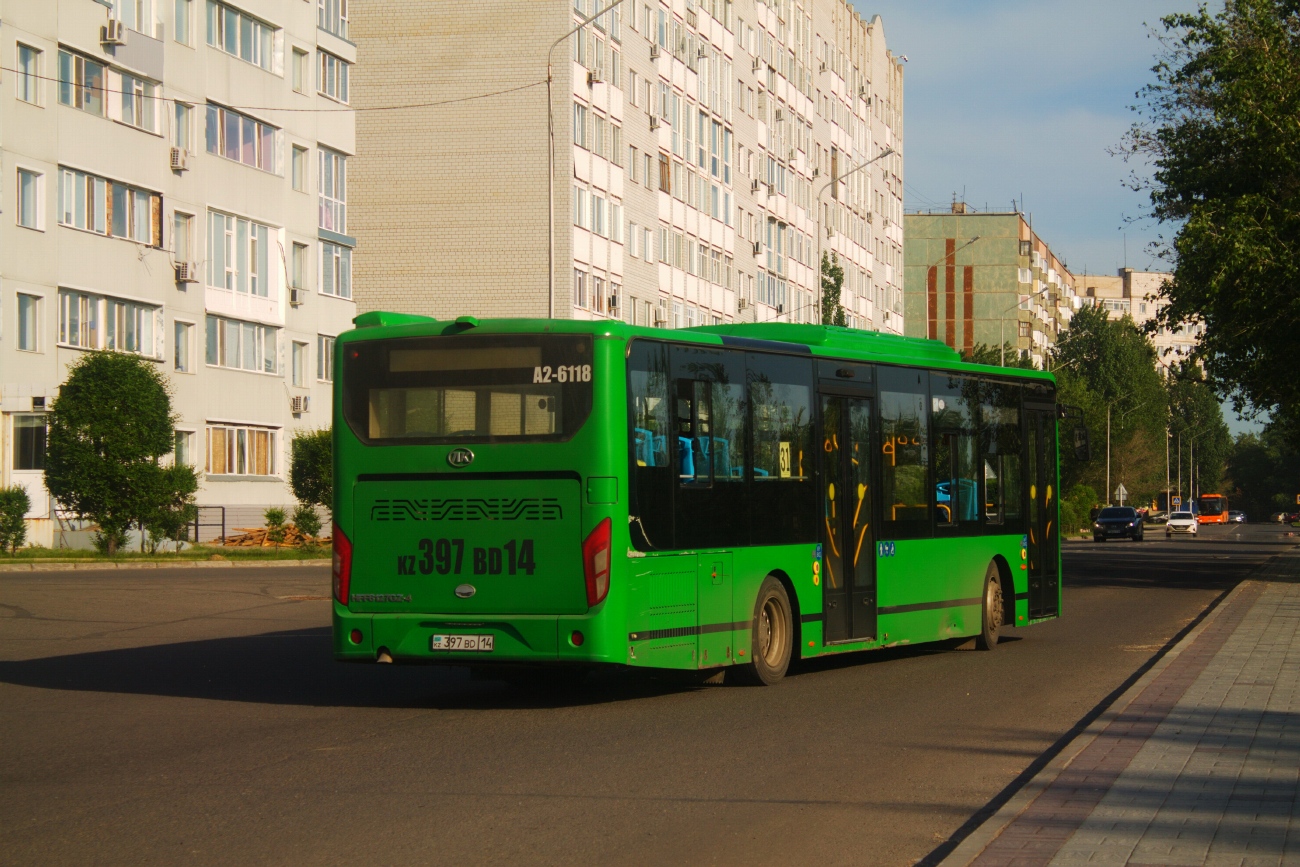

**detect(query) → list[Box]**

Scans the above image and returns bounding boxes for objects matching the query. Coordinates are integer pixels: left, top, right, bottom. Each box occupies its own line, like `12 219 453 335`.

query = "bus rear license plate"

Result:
431 634 494 652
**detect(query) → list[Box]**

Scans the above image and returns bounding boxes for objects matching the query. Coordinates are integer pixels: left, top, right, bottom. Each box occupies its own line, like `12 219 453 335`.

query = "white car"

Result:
1166 511 1199 537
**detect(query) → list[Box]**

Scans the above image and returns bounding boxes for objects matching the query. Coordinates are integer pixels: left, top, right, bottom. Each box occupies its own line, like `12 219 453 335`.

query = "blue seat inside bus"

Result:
936 478 980 521
634 428 668 467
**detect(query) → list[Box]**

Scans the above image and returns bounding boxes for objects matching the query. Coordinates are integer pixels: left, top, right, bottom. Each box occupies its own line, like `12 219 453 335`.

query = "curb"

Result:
0 558 331 572
937 577 1255 867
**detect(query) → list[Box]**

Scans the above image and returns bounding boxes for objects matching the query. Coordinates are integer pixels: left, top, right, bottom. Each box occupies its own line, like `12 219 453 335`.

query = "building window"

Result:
105 297 161 356
174 320 194 372
113 0 156 35
318 148 347 232
1018 321 1031 338
57 289 160 358
572 269 587 308
205 315 278 373
174 430 194 466
291 341 308 387
207 210 273 296
206 0 278 72
318 51 350 103
317 0 349 40
317 334 335 382
292 145 308 191
17 44 42 105
57 50 106 117
320 241 351 298
292 48 309 93
175 0 193 44
17 294 41 352
291 242 308 290
204 103 281 174
573 185 587 229
17 169 42 230
58 169 161 244
206 423 278 475
173 212 193 263
119 72 160 133
174 102 193 152
13 415 47 471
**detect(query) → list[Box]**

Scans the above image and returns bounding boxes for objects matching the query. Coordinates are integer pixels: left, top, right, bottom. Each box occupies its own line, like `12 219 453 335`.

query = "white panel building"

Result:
351 0 905 334
1 0 356 543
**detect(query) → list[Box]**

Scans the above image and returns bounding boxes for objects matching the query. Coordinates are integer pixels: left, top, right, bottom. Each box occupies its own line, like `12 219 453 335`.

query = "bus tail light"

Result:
582 518 612 608
333 523 353 606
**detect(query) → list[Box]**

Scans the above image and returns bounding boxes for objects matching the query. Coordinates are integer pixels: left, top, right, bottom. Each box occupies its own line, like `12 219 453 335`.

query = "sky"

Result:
852 0 1196 276
852 0 1265 434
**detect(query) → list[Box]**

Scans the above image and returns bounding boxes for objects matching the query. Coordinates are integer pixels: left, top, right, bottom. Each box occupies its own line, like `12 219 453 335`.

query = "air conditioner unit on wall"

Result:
752 57 762 71
738 298 749 310
654 308 668 324
291 395 311 414
174 262 199 283
752 241 761 255
169 147 189 171
751 179 760 193
649 115 660 130
290 287 305 306
587 68 604 86
102 20 127 46
650 44 661 60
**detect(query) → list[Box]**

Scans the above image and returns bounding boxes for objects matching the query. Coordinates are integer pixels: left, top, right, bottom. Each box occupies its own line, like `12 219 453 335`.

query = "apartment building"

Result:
352 0 906 334
1077 268 1199 366
903 207 1077 367
1 0 356 542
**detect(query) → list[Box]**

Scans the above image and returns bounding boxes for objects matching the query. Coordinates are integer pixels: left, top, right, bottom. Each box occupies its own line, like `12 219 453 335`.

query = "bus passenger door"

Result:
1025 407 1060 618
821 394 877 643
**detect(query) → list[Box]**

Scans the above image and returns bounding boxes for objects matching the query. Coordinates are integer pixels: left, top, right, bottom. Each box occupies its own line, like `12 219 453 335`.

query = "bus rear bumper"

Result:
333 605 617 664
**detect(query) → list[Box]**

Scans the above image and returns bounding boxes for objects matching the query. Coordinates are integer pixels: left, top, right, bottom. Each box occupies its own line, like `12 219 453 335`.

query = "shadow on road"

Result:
0 627 718 710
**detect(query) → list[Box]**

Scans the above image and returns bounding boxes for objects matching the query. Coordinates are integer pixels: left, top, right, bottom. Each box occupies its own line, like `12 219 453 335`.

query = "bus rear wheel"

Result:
976 564 1004 651
735 577 793 685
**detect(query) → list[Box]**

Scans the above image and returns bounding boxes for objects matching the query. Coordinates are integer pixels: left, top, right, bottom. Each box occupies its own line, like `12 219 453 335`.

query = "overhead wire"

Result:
0 64 546 114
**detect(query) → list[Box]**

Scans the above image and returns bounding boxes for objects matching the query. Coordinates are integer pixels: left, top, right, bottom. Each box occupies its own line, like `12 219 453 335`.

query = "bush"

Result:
292 502 322 540
0 486 31 554
92 527 130 555
290 429 332 508
264 507 287 545
1061 484 1099 535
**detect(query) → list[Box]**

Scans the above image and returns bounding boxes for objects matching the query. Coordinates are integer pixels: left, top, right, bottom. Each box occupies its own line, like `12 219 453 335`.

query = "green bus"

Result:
331 315 1063 684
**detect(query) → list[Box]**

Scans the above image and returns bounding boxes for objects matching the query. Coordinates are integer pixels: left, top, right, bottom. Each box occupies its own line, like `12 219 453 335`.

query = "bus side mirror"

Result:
1073 424 1091 462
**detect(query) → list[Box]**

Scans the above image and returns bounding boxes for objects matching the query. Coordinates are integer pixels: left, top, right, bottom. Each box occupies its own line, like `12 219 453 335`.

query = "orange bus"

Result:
1197 494 1229 524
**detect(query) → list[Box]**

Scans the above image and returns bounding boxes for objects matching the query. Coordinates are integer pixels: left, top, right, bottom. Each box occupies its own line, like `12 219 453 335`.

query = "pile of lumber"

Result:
217 527 328 547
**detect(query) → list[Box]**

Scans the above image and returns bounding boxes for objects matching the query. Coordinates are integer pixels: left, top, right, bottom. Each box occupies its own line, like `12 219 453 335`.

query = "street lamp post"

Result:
1108 399 1147 505
1000 283 1055 366
546 0 634 319
814 147 894 323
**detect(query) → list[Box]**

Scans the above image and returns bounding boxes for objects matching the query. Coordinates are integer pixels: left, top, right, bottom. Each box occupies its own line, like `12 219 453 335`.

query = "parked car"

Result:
1272 512 1288 523
1228 511 1247 523
1286 512 1300 524
1167 511 1199 538
1093 506 1145 542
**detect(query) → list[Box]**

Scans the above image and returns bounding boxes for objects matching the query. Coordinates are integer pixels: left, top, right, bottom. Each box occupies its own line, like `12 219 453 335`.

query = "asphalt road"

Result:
0 522 1295 866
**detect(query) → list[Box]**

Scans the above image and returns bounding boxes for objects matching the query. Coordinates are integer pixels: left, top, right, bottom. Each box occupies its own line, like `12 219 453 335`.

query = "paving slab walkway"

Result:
942 548 1300 867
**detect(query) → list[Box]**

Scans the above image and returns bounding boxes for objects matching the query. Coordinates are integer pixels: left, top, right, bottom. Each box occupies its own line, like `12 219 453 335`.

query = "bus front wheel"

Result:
976 564 1004 651
735 577 793 685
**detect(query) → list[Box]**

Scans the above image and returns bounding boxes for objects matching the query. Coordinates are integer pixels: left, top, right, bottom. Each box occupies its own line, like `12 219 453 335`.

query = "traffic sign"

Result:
1173 496 1182 506
1114 483 1128 504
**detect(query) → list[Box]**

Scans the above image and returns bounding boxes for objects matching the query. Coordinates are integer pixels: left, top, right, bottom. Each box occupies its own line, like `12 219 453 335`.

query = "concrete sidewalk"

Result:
943 548 1300 867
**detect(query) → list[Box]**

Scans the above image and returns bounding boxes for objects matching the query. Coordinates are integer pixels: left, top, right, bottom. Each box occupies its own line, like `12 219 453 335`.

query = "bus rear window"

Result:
342 334 594 444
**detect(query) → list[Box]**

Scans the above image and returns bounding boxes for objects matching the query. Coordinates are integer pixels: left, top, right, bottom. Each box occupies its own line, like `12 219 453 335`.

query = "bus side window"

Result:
931 373 979 530
981 381 1024 531
879 366 932 539
676 379 712 485
628 340 674 550
747 352 816 545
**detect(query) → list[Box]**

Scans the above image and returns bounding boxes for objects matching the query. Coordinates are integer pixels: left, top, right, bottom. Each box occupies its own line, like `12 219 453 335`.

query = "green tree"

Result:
1050 306 1169 503
819 252 846 326
1121 0 1300 433
0 486 31 554
961 343 1035 369
1167 361 1232 498
292 502 323 541
44 351 198 555
1225 420 1300 518
290 428 332 508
